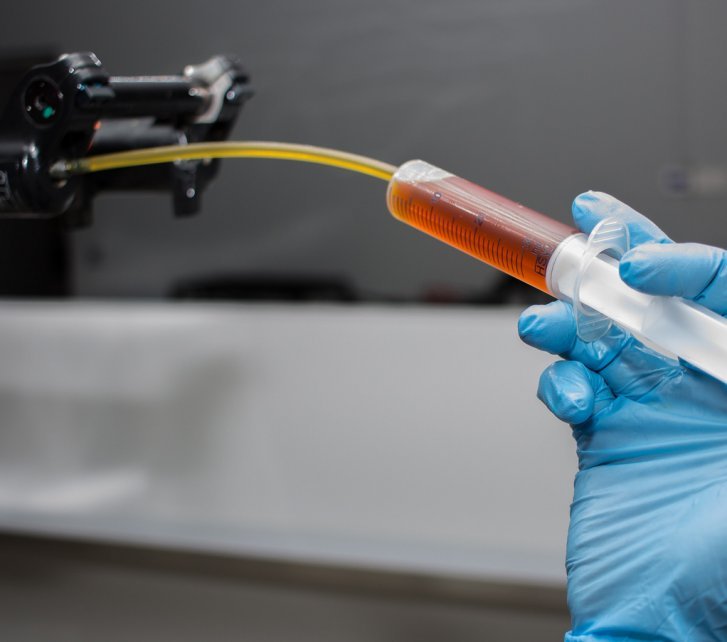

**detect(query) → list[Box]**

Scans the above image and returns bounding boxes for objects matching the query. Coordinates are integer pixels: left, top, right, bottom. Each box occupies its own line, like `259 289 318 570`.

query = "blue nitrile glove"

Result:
518 191 727 642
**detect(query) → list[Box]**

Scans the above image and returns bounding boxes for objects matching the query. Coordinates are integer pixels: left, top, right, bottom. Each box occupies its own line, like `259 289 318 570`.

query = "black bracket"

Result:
0 52 253 226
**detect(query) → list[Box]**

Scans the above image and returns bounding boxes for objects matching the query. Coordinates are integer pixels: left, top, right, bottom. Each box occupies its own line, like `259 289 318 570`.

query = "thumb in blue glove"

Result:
518 191 727 642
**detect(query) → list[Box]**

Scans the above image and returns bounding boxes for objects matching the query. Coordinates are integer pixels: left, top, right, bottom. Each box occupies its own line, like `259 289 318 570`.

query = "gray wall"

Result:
1 0 726 298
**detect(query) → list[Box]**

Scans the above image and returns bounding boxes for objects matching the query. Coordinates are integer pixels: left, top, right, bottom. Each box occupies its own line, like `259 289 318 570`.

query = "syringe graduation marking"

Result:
442 181 524 277
387 165 576 294
400 179 527 279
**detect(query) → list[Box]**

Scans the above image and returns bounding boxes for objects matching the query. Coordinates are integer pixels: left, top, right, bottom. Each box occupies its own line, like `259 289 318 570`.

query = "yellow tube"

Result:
54 141 397 182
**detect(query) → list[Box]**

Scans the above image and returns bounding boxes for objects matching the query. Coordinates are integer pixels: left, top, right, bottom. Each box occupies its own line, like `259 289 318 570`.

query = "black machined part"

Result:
102 78 207 119
0 52 253 225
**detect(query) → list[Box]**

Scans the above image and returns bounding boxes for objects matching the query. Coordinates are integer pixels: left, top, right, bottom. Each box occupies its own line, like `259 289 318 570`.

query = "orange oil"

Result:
387 171 576 294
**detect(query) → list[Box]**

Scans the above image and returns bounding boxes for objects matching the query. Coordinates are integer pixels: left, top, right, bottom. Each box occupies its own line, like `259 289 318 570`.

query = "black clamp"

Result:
0 52 253 225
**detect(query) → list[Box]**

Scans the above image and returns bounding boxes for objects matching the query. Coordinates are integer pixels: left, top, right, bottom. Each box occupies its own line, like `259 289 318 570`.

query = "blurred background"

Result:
0 1 724 640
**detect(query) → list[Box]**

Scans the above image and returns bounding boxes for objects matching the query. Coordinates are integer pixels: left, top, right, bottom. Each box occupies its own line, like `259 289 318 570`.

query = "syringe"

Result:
55 142 727 384
387 160 727 384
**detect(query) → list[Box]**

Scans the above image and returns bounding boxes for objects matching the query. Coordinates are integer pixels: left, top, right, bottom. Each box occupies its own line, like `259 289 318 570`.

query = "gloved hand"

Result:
518 191 727 642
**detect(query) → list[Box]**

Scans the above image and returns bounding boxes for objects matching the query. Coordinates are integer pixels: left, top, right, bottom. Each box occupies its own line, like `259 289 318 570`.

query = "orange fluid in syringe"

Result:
386 160 577 294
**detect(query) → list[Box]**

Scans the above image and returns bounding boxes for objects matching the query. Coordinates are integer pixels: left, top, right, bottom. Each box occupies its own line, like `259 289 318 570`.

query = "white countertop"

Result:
0 302 575 585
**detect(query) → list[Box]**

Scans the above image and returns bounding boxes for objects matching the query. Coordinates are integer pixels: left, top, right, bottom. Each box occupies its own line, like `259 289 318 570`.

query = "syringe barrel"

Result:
387 160 727 384
386 160 576 293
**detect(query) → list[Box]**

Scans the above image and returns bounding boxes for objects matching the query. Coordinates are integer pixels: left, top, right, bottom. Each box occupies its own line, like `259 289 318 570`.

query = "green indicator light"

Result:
42 106 55 120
